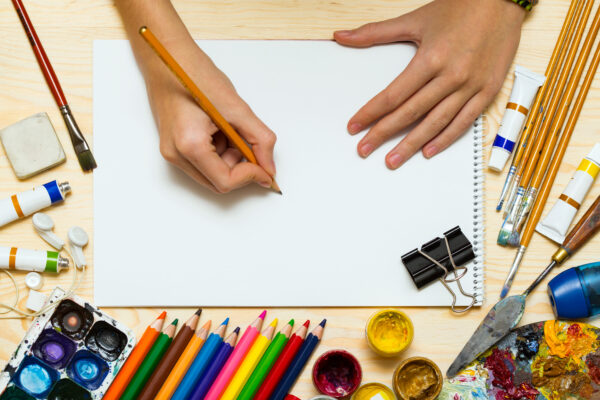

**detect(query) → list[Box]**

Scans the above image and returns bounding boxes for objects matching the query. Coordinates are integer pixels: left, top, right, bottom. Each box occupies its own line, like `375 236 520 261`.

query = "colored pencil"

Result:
138 26 281 194
253 320 309 400
171 318 228 400
121 318 178 400
103 311 166 400
11 0 96 171
238 319 294 400
138 308 202 400
270 319 326 400
496 0 579 211
204 310 266 399
503 6 600 297
189 327 240 400
221 318 278 400
497 0 593 246
155 320 211 400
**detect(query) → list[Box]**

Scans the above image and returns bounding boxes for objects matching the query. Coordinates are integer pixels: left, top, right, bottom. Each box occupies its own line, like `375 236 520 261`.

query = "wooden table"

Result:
1 0 599 397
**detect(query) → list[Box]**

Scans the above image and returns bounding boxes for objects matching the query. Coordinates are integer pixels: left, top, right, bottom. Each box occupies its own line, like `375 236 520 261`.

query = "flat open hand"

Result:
334 0 526 169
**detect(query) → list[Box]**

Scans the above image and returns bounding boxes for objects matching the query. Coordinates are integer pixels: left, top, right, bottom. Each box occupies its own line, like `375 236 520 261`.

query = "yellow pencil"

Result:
154 320 211 400
220 319 278 400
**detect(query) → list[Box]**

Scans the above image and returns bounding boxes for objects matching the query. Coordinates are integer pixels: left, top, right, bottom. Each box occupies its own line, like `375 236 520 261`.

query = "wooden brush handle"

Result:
562 195 600 254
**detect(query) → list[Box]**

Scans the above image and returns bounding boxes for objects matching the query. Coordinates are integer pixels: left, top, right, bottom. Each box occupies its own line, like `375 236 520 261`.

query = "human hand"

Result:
334 0 526 169
145 42 277 194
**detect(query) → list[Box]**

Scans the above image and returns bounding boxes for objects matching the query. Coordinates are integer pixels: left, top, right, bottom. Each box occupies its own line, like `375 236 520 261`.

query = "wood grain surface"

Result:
1 0 600 398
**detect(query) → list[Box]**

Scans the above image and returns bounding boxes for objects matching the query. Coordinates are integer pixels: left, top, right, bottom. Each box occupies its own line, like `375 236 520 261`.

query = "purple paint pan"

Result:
32 329 76 369
312 350 362 398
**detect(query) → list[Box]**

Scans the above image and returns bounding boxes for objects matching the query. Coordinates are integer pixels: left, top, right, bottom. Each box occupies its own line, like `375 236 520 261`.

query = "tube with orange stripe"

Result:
488 65 545 172
0 246 69 273
536 143 600 243
0 180 70 228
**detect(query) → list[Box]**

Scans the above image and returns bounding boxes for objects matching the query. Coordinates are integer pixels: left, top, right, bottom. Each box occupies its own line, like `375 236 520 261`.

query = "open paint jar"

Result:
392 357 442 400
313 350 362 398
366 309 413 357
352 382 396 400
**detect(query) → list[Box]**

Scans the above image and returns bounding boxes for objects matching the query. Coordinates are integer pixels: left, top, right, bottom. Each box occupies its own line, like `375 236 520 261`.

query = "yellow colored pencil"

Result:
154 320 212 400
220 319 278 400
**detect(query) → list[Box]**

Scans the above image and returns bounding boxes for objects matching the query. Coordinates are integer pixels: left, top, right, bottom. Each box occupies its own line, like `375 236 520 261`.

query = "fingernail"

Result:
259 181 271 188
424 145 438 158
387 153 404 169
349 122 362 134
359 143 374 157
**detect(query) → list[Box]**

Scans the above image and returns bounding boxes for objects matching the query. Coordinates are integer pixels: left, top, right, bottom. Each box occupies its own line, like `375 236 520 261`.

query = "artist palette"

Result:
442 321 600 400
0 288 135 399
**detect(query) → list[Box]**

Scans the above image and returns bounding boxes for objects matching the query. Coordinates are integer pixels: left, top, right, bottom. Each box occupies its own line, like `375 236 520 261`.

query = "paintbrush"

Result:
448 194 600 378
11 0 97 171
497 0 592 247
501 5 600 297
496 0 579 212
138 26 282 194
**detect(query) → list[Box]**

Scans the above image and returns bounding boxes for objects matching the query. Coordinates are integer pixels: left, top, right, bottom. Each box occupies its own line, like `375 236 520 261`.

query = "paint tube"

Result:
488 66 545 172
536 143 600 243
0 246 69 272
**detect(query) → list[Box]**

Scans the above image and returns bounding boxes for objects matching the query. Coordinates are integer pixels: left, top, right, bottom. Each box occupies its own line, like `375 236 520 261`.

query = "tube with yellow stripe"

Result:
488 65 545 172
537 143 600 243
0 246 69 273
0 180 70 228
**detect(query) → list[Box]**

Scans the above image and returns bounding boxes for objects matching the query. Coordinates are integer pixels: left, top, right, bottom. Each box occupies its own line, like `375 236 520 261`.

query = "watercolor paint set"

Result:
0 287 135 399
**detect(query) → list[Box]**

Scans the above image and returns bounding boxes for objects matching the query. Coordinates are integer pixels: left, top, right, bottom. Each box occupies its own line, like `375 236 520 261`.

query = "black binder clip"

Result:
401 226 477 313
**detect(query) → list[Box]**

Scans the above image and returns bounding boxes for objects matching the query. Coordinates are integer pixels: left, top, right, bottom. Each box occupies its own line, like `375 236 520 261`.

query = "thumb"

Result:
235 111 278 177
229 162 274 191
334 13 418 48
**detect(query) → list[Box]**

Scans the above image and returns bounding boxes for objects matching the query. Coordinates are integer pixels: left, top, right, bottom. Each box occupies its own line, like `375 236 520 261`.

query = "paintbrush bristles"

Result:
76 149 97 172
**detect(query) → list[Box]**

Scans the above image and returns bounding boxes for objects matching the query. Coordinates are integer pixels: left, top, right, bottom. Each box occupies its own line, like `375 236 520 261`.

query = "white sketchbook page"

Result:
93 40 481 307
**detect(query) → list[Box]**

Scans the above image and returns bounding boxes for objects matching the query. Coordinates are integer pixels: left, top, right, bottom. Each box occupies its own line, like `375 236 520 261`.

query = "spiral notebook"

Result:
93 40 484 307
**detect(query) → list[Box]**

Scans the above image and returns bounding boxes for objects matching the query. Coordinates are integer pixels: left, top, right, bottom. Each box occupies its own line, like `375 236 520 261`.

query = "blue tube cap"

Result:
548 267 590 319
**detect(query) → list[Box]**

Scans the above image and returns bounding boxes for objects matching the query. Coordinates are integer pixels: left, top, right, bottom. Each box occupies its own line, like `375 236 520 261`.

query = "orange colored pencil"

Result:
138 26 281 194
103 311 166 400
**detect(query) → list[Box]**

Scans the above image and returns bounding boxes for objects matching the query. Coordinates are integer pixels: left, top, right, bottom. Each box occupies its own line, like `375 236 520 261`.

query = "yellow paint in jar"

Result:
352 383 396 400
366 309 414 357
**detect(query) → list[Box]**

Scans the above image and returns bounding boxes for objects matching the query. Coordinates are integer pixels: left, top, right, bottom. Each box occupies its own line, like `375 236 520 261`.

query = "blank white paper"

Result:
93 40 483 307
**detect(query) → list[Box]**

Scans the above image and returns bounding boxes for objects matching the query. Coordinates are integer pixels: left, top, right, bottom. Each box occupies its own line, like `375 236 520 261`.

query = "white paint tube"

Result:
488 66 545 172
536 143 600 243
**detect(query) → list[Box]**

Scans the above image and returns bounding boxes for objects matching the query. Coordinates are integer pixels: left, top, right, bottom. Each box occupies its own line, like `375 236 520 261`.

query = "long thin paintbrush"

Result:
11 0 97 171
496 0 578 212
501 6 600 297
497 0 592 246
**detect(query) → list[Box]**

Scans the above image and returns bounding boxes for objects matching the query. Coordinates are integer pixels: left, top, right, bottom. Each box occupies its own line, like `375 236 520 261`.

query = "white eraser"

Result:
0 113 66 179
488 148 510 172
25 272 43 291
26 289 48 312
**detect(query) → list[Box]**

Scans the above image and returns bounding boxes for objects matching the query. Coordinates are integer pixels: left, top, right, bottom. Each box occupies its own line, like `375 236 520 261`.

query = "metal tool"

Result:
447 194 600 378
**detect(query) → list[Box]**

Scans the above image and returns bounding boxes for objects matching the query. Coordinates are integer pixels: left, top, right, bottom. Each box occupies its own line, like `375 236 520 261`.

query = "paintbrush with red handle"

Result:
12 0 96 171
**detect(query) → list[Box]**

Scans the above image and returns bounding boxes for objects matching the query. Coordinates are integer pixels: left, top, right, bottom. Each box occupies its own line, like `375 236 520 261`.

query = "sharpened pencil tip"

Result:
234 327 241 334
259 310 267 320
288 319 294 326
158 311 167 320
195 308 203 316
269 318 278 327
171 318 179 326
201 320 211 330
222 317 230 325
303 320 310 328
319 319 327 327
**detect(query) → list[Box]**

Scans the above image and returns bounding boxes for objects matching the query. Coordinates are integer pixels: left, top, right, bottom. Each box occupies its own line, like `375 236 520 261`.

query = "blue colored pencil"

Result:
171 318 229 400
270 319 326 400
189 327 240 400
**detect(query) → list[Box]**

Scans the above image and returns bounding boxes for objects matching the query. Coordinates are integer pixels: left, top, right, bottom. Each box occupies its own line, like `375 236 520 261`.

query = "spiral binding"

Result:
472 115 486 305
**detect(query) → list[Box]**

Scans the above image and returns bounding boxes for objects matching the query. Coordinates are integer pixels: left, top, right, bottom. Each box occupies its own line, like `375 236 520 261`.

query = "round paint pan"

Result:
313 350 362 398
393 357 442 400
366 309 413 357
352 382 395 400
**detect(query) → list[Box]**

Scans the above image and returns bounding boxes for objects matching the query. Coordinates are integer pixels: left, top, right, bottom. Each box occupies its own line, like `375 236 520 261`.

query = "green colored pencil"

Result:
121 318 178 400
238 319 294 400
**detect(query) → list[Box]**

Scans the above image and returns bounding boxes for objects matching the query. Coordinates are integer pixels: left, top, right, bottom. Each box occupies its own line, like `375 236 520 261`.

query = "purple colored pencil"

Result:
188 327 239 400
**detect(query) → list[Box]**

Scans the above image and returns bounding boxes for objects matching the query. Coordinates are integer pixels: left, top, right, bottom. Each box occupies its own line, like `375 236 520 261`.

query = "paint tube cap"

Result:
547 266 590 319
26 289 48 312
586 143 600 164
488 147 510 172
25 272 43 290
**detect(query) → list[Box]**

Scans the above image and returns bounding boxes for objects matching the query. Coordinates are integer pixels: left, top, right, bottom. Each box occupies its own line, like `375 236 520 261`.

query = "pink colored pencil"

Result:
204 311 266 400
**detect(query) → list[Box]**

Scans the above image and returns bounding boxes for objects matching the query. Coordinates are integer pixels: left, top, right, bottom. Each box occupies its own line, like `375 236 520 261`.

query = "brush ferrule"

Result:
497 166 516 211
514 188 537 233
503 245 526 293
552 247 570 264
60 105 90 153
504 176 522 216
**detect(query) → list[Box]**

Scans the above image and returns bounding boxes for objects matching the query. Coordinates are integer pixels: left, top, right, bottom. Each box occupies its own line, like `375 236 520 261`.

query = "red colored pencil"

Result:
253 320 309 400
11 0 96 171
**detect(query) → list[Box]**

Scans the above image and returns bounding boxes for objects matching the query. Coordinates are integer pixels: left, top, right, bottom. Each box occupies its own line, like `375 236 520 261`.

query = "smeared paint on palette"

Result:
0 287 135 399
441 321 600 400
